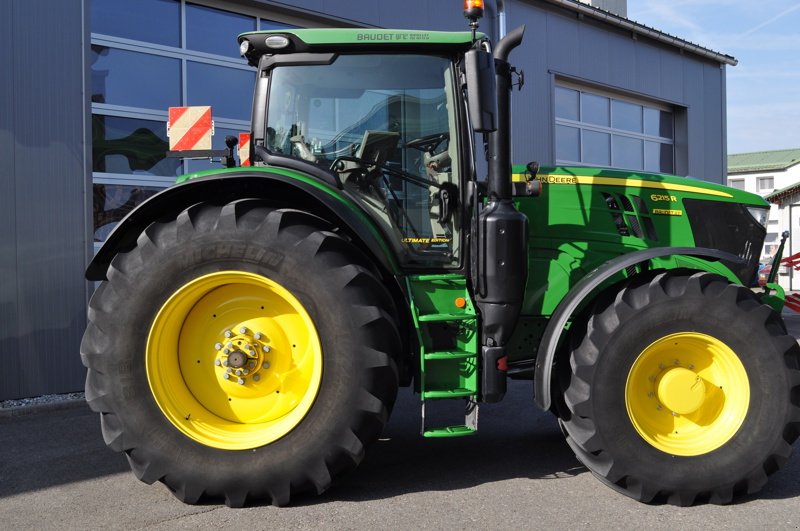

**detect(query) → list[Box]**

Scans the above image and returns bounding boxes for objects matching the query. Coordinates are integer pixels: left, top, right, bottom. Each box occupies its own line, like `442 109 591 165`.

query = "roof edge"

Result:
765 182 800 203
542 0 738 66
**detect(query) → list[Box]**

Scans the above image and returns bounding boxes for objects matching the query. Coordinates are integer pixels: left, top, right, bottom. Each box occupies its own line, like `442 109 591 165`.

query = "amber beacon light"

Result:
464 0 484 21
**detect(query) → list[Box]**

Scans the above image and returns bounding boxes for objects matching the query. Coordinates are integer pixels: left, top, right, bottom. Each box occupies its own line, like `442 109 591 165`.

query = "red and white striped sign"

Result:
238 132 252 166
167 106 213 151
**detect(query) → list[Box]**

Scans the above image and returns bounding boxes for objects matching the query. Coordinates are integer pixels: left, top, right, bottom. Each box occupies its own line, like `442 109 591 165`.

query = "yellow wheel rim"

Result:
146 271 322 450
625 332 749 456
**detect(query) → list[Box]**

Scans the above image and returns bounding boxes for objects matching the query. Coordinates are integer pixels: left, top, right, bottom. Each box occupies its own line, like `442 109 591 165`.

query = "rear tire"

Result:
560 269 800 506
81 201 400 507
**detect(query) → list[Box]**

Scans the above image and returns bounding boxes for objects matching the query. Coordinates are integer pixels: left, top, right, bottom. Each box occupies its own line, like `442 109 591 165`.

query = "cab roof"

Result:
238 28 484 66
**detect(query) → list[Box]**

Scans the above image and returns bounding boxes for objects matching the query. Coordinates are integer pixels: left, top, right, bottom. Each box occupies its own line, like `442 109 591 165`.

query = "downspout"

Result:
497 0 507 40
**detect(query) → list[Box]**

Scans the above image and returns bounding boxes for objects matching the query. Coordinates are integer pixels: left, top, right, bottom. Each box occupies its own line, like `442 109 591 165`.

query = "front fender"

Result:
87 168 399 281
533 246 745 411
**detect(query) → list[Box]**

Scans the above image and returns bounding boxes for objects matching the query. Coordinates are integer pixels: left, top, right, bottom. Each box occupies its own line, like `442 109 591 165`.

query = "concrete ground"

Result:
0 311 799 530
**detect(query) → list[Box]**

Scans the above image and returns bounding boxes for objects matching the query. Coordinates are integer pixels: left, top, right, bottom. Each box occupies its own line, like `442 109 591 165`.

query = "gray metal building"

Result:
0 0 736 400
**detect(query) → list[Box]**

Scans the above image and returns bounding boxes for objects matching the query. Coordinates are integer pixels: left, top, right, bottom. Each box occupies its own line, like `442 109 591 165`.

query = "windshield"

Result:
266 54 462 266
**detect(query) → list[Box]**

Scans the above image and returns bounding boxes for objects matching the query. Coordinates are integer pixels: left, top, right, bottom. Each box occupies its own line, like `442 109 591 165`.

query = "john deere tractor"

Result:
82 4 799 508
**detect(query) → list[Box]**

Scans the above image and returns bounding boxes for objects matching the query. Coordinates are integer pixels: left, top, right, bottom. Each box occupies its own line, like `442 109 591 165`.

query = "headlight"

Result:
746 206 769 228
239 40 250 56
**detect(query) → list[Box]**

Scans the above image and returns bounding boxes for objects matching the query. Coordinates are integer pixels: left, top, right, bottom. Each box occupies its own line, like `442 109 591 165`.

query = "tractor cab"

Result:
239 29 490 267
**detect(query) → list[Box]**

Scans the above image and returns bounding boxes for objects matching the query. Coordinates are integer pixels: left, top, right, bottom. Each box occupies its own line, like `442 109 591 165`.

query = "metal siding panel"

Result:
634 45 660 96
703 64 724 182
324 0 379 26
607 31 636 90
270 0 324 13
377 0 428 29
6 0 88 399
578 22 609 86
683 59 705 180
508 1 552 165
546 11 580 75
659 49 684 103
0 0 21 400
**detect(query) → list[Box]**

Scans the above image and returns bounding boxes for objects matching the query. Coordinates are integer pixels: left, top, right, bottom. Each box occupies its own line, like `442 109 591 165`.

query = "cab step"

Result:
406 274 480 438
423 425 476 438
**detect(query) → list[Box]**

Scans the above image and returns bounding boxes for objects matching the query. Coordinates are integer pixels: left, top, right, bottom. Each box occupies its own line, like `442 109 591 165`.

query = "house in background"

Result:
727 148 800 289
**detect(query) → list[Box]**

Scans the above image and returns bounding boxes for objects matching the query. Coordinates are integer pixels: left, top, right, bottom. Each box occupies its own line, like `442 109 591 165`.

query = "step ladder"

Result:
406 274 479 438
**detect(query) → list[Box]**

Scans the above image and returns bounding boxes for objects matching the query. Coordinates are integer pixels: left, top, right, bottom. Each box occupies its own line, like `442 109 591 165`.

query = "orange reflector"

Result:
455 297 467 309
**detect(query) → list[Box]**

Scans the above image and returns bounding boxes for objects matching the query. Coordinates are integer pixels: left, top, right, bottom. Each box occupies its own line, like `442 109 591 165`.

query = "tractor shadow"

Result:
302 380 589 505
301 378 800 506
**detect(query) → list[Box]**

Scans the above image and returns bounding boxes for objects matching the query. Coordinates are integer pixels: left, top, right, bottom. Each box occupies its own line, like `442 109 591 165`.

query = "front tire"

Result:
81 201 400 507
561 270 800 505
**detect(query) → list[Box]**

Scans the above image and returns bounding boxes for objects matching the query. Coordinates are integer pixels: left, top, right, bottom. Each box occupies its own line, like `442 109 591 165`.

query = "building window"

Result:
728 179 745 190
90 0 298 245
757 176 774 192
554 84 674 173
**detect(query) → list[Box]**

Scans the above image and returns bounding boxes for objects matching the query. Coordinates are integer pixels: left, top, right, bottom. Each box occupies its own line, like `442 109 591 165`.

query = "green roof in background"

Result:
728 148 800 174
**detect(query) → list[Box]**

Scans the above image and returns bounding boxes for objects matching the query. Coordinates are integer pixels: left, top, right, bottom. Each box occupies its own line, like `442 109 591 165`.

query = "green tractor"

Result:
81 5 799 508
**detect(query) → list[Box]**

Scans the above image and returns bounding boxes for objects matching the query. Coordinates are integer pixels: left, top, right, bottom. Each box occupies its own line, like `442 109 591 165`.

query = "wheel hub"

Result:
213 327 272 386
656 366 706 415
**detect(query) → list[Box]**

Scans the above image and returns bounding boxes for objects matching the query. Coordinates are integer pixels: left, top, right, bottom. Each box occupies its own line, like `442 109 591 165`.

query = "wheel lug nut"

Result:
214 343 223 350
226 368 232 374
223 360 229 367
226 342 233 349
224 330 233 338
237 378 245 385
239 327 248 334
215 359 221 366
249 362 255 369
263 362 270 369
223 373 230 380
223 348 230 355
263 345 270 352
235 369 242 376
255 332 263 340
243 369 249 375
253 374 261 382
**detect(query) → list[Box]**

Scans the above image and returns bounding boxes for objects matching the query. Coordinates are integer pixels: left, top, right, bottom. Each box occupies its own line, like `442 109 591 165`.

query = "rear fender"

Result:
87 170 400 281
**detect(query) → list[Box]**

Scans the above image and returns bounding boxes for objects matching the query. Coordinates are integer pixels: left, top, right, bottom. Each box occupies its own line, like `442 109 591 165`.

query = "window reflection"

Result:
91 0 179 46
581 93 609 127
556 125 580 162
91 0 298 244
555 87 579 121
555 84 674 173
613 135 643 170
583 130 610 165
93 183 162 242
91 45 180 109
92 115 180 177
186 3 256 58
187 62 255 121
644 108 674 139
612 100 642 133
645 141 674 173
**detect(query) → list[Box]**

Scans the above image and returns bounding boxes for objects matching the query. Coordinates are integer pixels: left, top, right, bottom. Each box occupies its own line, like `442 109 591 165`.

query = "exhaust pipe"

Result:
476 25 527 403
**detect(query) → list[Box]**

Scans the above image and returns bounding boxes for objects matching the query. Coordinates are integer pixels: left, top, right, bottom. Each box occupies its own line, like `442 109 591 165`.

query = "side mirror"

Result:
464 49 497 133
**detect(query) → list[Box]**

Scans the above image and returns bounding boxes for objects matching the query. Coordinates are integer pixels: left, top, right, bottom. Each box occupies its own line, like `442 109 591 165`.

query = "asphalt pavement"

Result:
1 312 799 530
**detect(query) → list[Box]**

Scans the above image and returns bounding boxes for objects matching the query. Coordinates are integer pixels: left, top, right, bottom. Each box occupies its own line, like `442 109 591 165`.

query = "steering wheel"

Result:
405 132 449 154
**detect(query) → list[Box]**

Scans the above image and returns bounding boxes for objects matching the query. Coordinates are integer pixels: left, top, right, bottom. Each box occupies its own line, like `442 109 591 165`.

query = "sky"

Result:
626 0 800 155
